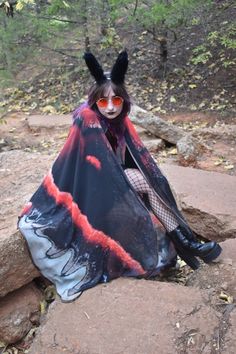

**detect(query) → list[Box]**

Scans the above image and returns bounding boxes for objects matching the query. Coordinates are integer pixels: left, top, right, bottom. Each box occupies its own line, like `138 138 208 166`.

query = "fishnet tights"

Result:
125 168 178 232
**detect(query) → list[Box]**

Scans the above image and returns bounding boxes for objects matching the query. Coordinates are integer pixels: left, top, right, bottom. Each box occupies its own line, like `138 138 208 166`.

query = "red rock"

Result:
161 164 236 241
186 239 236 303
27 114 71 131
0 151 52 297
224 308 236 354
29 279 220 354
0 283 43 344
0 230 40 298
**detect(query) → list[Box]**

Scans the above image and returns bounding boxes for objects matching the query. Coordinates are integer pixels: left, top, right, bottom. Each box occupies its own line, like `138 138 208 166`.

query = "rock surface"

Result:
0 151 52 296
224 308 236 354
0 230 39 298
29 278 225 354
0 283 42 344
27 114 71 131
161 164 236 241
187 238 236 300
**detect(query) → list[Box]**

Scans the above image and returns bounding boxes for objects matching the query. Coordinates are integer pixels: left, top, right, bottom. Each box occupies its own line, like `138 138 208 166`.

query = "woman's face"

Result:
96 86 124 119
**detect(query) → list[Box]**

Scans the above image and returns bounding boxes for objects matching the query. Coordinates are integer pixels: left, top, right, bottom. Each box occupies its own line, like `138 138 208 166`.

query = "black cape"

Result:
19 107 192 302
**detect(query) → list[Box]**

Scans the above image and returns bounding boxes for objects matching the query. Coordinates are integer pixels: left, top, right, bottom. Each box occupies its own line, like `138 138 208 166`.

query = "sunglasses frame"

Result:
96 96 124 108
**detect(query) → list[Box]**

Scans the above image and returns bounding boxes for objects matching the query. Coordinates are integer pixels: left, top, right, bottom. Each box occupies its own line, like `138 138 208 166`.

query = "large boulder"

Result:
29 278 225 354
161 164 236 241
0 151 52 296
0 230 39 297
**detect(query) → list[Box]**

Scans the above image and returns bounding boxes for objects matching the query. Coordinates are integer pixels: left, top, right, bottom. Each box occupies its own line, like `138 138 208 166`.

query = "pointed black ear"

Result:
110 51 128 85
83 52 107 84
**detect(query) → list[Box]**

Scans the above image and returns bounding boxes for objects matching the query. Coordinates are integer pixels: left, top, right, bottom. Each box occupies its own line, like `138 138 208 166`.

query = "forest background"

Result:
0 0 235 121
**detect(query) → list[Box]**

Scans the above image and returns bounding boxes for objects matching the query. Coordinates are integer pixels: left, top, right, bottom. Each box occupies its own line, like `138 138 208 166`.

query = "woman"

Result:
18 51 221 302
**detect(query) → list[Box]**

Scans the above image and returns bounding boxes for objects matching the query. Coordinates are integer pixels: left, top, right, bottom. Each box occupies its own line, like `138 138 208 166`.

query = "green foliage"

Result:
191 21 235 68
207 24 236 50
0 11 35 72
109 0 213 31
207 31 219 45
191 45 212 65
0 0 81 85
220 35 236 49
191 17 200 25
0 69 14 89
222 60 235 68
46 0 71 16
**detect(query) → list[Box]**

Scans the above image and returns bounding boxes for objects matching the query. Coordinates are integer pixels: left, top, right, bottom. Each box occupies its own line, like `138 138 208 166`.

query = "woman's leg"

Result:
124 168 221 266
124 168 178 232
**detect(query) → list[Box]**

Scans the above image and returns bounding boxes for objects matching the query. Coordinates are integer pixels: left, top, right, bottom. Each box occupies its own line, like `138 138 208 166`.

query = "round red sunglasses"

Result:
96 96 123 108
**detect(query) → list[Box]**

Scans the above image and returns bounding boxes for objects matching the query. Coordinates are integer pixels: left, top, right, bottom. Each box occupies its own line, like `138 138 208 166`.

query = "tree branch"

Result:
38 45 80 59
133 0 139 16
32 15 79 24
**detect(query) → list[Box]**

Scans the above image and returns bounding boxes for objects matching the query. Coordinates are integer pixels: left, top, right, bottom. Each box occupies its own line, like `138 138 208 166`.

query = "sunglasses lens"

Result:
97 98 108 108
97 96 123 108
112 96 123 106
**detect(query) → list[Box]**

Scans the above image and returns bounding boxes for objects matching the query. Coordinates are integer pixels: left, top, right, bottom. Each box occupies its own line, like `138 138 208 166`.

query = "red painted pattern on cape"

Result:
43 172 145 275
86 155 101 170
58 124 85 159
20 202 33 217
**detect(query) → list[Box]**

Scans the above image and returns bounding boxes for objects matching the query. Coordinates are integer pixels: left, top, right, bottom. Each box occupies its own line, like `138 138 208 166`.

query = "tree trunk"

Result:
100 0 111 36
81 0 90 52
157 36 168 78
1 16 13 71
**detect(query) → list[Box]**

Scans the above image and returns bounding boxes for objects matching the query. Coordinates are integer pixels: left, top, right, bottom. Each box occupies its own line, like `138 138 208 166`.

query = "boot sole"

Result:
199 243 222 263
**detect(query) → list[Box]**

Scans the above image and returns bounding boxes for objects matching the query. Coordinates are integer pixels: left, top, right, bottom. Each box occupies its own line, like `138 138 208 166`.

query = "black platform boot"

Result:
168 227 222 264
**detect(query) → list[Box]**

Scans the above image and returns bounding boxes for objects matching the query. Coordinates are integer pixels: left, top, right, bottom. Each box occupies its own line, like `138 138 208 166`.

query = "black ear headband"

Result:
83 51 128 85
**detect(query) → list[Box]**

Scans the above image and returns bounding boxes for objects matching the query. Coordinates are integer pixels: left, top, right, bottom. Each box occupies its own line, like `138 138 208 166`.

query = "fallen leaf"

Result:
178 259 187 268
0 341 6 348
44 285 56 303
214 161 223 166
40 300 47 314
58 133 68 139
168 148 178 155
41 105 57 114
189 104 197 111
224 164 234 170
199 102 206 108
219 291 234 303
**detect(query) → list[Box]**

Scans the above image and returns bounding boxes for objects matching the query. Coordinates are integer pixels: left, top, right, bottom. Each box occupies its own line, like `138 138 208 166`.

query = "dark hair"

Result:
87 80 131 118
